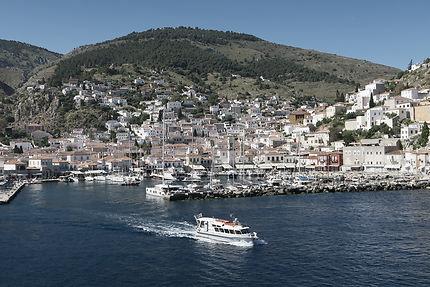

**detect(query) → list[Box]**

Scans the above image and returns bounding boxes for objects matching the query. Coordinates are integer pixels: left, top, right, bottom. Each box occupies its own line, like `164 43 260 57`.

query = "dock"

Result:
0 182 26 204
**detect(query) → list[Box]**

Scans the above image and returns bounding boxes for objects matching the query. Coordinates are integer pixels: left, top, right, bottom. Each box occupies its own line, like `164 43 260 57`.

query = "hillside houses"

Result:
4 71 430 179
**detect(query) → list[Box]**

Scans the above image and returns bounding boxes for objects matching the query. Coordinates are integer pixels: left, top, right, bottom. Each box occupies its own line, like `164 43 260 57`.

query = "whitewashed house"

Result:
401 123 422 140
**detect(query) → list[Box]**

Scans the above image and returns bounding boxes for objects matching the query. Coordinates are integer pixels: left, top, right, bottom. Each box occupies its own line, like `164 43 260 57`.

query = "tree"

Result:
110 130 117 142
355 83 360 93
13 145 23 154
418 122 429 147
335 90 345 102
37 137 50 148
157 109 164 122
342 130 356 145
369 93 375 108
398 140 404 150
407 59 413 71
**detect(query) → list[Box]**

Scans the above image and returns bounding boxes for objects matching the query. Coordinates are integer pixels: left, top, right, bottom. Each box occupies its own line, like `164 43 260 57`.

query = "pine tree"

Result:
369 93 375 108
419 122 429 147
407 59 413 71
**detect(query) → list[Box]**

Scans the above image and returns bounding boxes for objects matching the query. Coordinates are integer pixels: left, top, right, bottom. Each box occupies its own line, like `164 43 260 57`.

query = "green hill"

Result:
0 39 61 93
7 27 402 135
46 27 399 100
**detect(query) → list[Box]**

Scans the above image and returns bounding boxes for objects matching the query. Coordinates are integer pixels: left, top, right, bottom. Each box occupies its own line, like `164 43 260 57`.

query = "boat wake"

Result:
254 239 268 246
106 213 266 247
131 219 196 239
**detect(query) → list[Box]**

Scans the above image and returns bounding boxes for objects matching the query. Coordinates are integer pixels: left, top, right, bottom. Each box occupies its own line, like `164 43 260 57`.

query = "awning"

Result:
235 164 256 170
384 164 401 170
69 171 85 175
189 164 206 170
272 163 294 169
305 165 316 169
84 170 107 175
257 163 273 169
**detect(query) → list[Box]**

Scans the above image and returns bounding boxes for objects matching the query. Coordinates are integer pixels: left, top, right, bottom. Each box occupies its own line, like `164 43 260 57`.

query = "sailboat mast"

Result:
232 136 235 185
241 130 245 183
162 106 165 185
210 140 214 188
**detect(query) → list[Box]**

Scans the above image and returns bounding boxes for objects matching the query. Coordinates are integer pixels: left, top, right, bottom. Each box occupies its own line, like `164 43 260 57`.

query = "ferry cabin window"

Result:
214 227 219 232
229 230 234 234
235 230 241 234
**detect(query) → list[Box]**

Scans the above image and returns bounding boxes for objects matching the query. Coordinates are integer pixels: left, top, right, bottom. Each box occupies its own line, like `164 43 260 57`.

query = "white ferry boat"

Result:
194 214 258 245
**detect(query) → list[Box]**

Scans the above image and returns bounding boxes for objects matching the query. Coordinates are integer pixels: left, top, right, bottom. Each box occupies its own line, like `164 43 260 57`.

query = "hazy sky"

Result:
1 0 428 69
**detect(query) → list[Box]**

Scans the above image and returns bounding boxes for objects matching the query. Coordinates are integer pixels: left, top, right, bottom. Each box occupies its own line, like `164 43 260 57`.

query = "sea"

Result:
1 181 430 286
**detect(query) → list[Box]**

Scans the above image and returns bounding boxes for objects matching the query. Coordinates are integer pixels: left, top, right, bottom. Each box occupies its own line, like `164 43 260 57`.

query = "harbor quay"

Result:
1 170 429 203
0 181 26 204
157 172 430 201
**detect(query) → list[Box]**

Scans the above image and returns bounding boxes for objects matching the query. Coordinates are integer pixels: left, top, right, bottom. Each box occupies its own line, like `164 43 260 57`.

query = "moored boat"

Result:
146 184 187 200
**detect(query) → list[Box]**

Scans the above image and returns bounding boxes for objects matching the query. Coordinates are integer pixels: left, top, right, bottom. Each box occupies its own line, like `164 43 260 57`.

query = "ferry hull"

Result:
195 231 256 245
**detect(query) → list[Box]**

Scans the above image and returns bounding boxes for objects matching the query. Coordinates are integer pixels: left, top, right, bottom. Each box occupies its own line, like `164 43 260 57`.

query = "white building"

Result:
133 78 145 85
105 120 122 131
365 107 386 130
283 125 310 136
115 132 130 142
301 132 330 149
28 157 53 171
401 123 422 140
134 125 163 140
342 138 400 171
108 97 127 106
10 141 33 152
344 115 366 131
365 80 385 95
210 105 220 114
326 104 346 118
311 112 327 126
401 88 420 100
167 101 181 111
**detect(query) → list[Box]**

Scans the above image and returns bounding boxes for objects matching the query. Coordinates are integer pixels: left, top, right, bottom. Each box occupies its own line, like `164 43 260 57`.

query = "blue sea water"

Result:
1 182 430 286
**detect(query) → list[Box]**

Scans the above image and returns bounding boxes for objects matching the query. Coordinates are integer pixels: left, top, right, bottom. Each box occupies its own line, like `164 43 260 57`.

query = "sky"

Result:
0 0 429 69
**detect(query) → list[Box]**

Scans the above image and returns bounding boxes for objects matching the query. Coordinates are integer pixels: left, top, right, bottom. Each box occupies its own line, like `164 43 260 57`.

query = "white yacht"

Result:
194 214 258 245
84 176 96 181
183 171 202 182
146 184 186 200
94 175 107 182
121 177 140 186
106 174 126 183
294 175 313 185
151 171 177 181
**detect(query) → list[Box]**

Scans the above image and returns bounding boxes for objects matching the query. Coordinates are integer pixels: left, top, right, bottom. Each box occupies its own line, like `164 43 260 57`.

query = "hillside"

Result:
396 59 430 90
8 27 402 135
0 39 61 93
43 27 399 100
